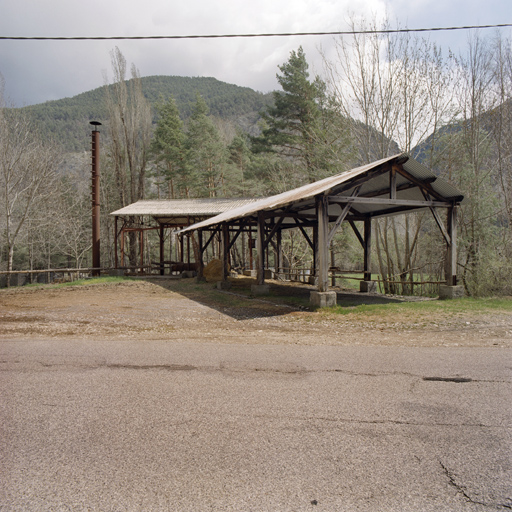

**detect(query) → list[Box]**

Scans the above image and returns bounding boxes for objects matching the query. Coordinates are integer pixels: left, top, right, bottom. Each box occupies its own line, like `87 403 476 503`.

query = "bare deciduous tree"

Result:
0 79 61 284
103 47 152 267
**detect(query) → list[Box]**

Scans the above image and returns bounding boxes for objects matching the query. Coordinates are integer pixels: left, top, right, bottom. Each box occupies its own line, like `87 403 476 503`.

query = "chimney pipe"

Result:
90 121 101 276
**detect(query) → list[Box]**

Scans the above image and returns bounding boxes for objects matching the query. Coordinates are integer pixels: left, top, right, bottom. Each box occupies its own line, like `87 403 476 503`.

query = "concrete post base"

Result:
243 270 257 277
439 285 465 299
360 280 377 293
251 284 270 295
310 291 337 308
217 280 232 290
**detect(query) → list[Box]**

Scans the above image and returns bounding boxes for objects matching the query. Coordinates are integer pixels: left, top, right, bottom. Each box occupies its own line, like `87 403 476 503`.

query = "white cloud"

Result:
0 0 510 106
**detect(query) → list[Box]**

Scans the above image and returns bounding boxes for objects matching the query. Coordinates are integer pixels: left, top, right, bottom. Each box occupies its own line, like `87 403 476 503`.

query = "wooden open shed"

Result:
179 153 465 304
110 198 259 273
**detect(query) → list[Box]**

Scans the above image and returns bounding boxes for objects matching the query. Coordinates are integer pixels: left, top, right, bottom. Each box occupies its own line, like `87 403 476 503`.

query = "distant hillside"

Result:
410 98 512 173
18 76 274 152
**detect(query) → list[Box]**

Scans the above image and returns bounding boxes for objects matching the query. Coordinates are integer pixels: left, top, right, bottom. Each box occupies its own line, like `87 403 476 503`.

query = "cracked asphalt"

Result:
1 339 511 511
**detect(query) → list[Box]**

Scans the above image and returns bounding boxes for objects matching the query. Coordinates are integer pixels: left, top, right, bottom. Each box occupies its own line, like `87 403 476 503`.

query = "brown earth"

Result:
0 278 511 347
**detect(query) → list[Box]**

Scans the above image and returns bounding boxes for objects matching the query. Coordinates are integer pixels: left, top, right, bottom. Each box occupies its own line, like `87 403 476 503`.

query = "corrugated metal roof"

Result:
179 154 464 233
110 198 260 217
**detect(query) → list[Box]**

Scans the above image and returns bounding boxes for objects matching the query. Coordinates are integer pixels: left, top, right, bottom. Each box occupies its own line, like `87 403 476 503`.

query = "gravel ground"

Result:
0 278 511 347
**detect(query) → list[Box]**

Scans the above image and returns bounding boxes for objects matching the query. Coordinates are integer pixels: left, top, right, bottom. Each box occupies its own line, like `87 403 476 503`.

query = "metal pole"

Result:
90 121 101 277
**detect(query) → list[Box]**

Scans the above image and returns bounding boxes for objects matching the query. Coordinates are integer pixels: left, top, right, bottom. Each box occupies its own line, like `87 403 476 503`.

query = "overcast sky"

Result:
0 0 510 107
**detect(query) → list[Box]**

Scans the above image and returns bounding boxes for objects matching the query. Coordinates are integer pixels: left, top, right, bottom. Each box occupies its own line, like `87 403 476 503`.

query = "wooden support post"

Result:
197 229 204 279
139 230 144 273
222 223 229 281
363 217 372 282
120 229 125 268
249 229 254 270
276 229 282 278
159 225 165 275
390 166 397 200
114 216 119 269
313 221 318 279
317 196 329 292
447 206 458 286
256 212 265 285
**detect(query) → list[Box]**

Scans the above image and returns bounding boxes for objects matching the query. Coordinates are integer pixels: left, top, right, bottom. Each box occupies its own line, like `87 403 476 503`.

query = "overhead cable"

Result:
1 23 511 41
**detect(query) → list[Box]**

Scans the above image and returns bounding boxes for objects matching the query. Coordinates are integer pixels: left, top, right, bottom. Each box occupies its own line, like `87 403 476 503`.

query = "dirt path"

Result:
1 279 511 347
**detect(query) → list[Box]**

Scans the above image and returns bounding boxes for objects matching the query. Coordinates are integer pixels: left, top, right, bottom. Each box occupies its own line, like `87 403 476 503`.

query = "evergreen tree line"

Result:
1 18 511 295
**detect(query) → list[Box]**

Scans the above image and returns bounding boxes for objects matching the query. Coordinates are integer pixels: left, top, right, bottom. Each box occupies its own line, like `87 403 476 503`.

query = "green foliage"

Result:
150 96 187 198
15 76 273 152
252 47 354 184
185 95 228 197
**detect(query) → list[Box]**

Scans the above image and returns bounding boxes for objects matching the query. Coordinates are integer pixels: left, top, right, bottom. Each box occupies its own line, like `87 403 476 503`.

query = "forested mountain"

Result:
19 76 273 151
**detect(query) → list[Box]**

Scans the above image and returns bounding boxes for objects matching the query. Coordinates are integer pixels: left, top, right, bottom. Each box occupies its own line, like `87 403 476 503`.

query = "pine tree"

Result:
185 95 227 197
150 96 187 198
252 46 352 184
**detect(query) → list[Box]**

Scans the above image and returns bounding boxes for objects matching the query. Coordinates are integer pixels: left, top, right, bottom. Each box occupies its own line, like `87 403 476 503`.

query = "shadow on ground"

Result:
147 276 422 321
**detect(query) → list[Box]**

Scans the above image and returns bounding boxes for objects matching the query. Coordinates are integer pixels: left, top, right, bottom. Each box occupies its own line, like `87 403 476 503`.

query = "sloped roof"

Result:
179 154 463 233
111 198 260 217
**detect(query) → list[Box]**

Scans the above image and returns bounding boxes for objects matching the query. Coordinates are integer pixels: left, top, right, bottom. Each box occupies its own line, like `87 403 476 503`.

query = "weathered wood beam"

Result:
363 218 372 282
262 216 285 250
328 196 451 208
294 218 314 250
327 186 361 245
390 166 397 200
393 165 446 201
348 220 365 248
197 229 204 278
317 195 330 292
446 206 458 286
256 212 265 285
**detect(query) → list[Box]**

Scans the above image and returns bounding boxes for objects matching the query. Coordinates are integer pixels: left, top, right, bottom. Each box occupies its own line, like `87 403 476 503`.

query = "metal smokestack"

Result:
90 121 101 277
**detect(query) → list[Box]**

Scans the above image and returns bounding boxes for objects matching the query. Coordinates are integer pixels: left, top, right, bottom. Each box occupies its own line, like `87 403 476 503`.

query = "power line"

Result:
1 23 511 41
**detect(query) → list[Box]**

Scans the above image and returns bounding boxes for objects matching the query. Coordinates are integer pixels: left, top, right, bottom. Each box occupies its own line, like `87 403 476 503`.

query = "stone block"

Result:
217 280 232 290
439 285 465 300
243 270 257 277
310 291 337 308
264 269 273 279
360 280 377 293
251 284 270 296
109 269 125 277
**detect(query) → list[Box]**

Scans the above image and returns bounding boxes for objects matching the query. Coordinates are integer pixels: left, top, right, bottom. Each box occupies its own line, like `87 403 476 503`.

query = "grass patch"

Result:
2 275 135 292
322 296 512 318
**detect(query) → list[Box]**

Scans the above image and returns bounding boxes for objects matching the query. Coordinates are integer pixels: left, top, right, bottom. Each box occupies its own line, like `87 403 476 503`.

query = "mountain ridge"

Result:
18 75 274 152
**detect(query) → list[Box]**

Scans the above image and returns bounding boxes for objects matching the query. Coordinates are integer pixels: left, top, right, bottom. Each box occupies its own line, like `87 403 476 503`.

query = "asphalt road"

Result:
1 339 511 511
